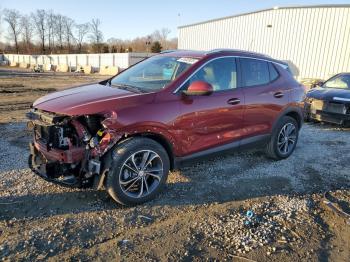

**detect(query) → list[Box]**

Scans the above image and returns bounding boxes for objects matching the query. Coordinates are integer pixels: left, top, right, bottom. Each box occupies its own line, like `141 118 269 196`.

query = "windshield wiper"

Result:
111 83 145 93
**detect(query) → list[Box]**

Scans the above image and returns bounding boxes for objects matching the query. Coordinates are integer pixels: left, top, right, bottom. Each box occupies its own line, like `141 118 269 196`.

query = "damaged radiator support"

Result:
27 109 121 188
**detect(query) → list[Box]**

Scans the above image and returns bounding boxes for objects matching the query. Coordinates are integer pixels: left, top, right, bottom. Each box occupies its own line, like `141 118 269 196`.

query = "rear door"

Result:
239 58 290 138
177 57 245 155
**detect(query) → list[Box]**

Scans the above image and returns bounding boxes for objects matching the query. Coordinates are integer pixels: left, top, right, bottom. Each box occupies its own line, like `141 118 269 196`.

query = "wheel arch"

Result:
285 110 303 128
272 106 303 131
118 131 176 170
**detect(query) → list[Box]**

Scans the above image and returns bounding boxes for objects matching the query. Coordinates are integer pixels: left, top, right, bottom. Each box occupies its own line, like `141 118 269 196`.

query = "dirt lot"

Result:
0 67 107 123
0 69 349 261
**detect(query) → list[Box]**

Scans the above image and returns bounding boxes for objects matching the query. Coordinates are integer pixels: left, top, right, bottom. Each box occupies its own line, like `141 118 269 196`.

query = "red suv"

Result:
27 49 305 205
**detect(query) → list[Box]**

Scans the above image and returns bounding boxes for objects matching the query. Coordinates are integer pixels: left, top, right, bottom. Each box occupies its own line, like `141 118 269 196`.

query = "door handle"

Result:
274 92 284 98
227 98 241 105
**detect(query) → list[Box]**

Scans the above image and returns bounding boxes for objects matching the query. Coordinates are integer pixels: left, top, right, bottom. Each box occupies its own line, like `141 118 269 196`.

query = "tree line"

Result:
0 8 177 54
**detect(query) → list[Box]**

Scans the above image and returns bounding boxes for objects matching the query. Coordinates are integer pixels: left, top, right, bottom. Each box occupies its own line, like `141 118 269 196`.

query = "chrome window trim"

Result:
173 55 288 94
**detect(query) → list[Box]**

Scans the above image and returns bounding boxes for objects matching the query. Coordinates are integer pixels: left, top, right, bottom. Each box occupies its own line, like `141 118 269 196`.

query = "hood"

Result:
33 83 152 115
307 87 350 102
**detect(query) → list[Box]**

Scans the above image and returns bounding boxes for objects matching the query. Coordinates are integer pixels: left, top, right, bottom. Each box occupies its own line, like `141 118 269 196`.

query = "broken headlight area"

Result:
27 109 122 187
305 99 350 125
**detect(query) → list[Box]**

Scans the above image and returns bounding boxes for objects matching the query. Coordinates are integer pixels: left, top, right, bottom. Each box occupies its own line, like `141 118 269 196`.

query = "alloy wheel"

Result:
119 150 164 198
277 123 297 155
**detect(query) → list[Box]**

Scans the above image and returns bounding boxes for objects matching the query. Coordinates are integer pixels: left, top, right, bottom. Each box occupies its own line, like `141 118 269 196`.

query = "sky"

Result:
1 0 350 41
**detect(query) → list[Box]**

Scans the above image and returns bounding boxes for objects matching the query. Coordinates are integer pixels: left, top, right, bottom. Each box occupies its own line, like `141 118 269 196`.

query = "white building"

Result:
178 5 350 80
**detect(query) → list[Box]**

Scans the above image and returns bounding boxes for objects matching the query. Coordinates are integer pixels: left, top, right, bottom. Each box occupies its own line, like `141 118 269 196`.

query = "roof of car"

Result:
160 50 207 58
159 49 287 65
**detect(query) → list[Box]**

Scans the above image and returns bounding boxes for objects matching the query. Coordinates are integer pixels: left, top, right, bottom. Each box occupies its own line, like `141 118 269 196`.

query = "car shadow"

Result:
1 122 349 223
0 170 348 222
0 190 112 221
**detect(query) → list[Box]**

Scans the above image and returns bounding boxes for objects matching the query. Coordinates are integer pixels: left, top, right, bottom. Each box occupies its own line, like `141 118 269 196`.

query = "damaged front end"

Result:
27 109 122 188
305 98 350 125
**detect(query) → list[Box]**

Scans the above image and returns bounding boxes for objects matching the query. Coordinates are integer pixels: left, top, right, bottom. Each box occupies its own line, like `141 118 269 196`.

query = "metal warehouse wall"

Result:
178 6 350 80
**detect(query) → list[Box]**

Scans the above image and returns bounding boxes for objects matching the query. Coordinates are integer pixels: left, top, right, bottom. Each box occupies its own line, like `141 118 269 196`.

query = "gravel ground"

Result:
0 122 349 261
0 123 29 172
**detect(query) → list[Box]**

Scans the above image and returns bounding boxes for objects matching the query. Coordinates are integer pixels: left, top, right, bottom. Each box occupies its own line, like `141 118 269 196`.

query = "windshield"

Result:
110 56 199 92
323 74 350 89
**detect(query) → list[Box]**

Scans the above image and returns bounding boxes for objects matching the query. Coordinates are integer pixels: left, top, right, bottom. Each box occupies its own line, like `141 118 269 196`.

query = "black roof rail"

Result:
160 49 198 54
160 49 182 54
206 48 272 58
206 48 240 54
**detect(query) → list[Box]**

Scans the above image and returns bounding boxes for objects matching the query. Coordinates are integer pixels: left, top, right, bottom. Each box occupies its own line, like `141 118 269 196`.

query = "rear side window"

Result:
240 58 269 87
269 63 279 81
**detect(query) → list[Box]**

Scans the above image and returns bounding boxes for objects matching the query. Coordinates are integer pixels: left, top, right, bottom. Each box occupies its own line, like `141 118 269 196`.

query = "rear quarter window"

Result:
268 63 279 82
240 58 270 87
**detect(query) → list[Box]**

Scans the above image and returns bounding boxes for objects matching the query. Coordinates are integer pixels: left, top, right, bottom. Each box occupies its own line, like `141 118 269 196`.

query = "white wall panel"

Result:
178 6 350 80
3 53 149 70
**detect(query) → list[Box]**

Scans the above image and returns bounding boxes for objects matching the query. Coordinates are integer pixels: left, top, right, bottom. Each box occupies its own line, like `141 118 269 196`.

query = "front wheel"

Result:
106 137 170 206
265 116 299 160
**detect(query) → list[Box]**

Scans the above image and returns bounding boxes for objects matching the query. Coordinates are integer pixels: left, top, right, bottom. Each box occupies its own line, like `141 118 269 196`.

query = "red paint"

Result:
32 50 304 160
242 69 292 138
176 88 245 154
34 140 85 163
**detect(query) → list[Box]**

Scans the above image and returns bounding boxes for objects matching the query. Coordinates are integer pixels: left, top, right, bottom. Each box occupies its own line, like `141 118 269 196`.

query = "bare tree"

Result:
75 23 89 53
0 8 3 40
46 10 55 52
32 9 46 53
89 18 103 52
3 9 22 53
160 28 171 39
63 16 75 52
54 14 65 51
168 37 178 50
152 28 171 49
151 30 161 42
0 7 175 54
20 15 34 52
160 28 171 49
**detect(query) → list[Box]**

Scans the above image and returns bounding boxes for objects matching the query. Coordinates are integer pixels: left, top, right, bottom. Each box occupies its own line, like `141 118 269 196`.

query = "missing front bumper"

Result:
28 142 106 189
28 142 81 188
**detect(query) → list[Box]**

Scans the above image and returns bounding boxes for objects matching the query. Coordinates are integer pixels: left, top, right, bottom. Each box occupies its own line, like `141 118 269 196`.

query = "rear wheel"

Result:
106 137 170 206
265 116 299 160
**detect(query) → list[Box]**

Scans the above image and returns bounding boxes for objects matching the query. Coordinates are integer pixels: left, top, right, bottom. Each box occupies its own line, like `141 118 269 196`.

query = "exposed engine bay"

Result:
27 109 122 188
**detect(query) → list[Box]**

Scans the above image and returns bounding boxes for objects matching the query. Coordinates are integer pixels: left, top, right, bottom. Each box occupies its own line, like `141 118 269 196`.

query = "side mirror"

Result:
183 81 213 96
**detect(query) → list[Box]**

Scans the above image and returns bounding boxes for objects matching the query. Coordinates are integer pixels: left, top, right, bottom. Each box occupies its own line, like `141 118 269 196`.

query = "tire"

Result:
265 116 299 160
304 112 311 122
106 137 170 206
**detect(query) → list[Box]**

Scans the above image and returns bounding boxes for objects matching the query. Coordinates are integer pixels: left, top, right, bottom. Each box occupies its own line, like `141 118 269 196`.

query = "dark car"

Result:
304 73 350 125
26 49 305 206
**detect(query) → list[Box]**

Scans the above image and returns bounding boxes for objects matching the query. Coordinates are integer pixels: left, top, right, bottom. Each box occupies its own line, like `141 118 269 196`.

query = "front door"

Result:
177 57 245 155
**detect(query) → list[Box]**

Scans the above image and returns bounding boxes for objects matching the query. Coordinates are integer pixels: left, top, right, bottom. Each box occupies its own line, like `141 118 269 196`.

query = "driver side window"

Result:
182 57 237 92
